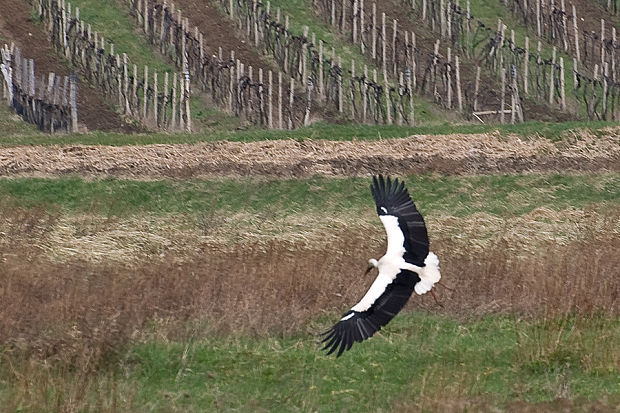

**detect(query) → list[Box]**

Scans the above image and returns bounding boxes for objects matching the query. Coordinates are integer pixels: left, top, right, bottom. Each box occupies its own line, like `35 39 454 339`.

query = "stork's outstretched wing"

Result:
371 175 429 266
320 175 437 357
320 269 418 357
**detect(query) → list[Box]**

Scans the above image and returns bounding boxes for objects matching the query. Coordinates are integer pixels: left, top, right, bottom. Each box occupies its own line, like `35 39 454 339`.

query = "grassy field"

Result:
1 1 619 411
0 119 617 146
0 173 618 217
3 313 618 412
1 171 618 411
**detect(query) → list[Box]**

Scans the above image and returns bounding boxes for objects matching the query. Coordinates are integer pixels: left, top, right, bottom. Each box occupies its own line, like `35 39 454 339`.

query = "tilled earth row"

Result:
1 129 619 178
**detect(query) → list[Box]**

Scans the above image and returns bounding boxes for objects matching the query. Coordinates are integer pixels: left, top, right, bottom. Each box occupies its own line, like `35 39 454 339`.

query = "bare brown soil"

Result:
0 128 618 178
0 0 138 132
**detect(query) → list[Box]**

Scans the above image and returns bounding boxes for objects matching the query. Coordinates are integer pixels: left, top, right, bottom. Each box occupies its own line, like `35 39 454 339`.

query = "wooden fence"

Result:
34 0 191 131
126 0 424 127
499 0 618 73
127 0 283 127
1 43 76 133
312 0 618 121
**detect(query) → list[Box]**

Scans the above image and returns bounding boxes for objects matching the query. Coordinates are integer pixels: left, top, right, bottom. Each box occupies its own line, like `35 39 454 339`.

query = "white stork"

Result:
321 175 442 357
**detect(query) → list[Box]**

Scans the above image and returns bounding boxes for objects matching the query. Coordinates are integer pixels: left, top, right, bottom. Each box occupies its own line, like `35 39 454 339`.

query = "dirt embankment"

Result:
0 128 618 178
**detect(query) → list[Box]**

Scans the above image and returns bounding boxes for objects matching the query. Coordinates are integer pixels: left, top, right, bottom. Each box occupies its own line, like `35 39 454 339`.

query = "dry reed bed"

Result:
3 207 614 264
0 129 619 178
1 206 618 367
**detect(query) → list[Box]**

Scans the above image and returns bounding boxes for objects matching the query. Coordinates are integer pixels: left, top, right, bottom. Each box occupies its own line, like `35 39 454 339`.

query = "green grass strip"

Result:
1 173 618 217
121 313 620 411
0 120 616 146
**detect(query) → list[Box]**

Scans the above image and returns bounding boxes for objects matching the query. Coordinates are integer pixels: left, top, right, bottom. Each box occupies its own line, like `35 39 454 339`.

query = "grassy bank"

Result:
1 173 618 217
0 120 616 147
2 313 618 411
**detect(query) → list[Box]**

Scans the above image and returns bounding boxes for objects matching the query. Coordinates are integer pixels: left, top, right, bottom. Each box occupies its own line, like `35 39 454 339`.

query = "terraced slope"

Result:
0 0 137 132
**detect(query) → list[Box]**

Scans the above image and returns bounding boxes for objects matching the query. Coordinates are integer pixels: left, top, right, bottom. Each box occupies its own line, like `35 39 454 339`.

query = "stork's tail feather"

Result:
414 252 441 295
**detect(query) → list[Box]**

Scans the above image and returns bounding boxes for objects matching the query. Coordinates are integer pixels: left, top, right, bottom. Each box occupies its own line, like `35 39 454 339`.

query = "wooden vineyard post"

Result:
559 57 565 110
123 53 129 114
229 51 235 113
284 16 289 74
397 72 403 125
171 72 177 128
603 63 608 118
143 65 149 119
133 65 138 113
455 54 462 111
536 40 542 100
268 70 273 128
288 76 294 129
549 46 556 105
353 0 358 44
278 71 283 129
304 76 313 126
258 68 264 124
536 0 541 37
302 26 309 90
70 73 78 132
163 72 169 127
433 39 440 100
411 31 417 89
372 2 377 60
160 0 167 47
363 65 368 123
511 68 516 124
601 19 605 70
561 0 568 52
338 56 343 113
440 0 446 37
447 47 452 109
341 0 346 34
153 71 159 126
524 37 529 95
178 73 185 131
572 57 578 95
360 0 365 54
382 13 386 77
474 66 480 112
500 66 506 124
392 19 397 77
319 40 324 101
612 27 617 82
144 0 149 38
384 71 391 124
466 0 471 56
406 65 414 125
350 60 356 118
572 4 580 62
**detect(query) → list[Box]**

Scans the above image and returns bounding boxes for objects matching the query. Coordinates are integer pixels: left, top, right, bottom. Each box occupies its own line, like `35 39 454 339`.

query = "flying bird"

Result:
321 175 441 357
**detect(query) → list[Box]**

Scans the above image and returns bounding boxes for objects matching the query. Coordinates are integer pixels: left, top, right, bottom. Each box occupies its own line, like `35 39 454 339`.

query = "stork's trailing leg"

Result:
429 289 444 308
436 281 453 291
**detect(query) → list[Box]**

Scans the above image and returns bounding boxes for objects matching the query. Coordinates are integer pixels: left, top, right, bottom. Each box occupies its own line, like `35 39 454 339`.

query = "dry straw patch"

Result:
0 128 618 178
7 206 616 264
0 202 618 374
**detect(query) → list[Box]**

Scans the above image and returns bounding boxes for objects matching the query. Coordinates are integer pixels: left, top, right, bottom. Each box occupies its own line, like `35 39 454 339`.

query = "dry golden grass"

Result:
1 206 618 367
0 127 618 178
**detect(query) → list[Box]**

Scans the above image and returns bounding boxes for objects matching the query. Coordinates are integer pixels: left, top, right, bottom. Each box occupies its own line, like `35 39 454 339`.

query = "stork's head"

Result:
365 258 379 274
